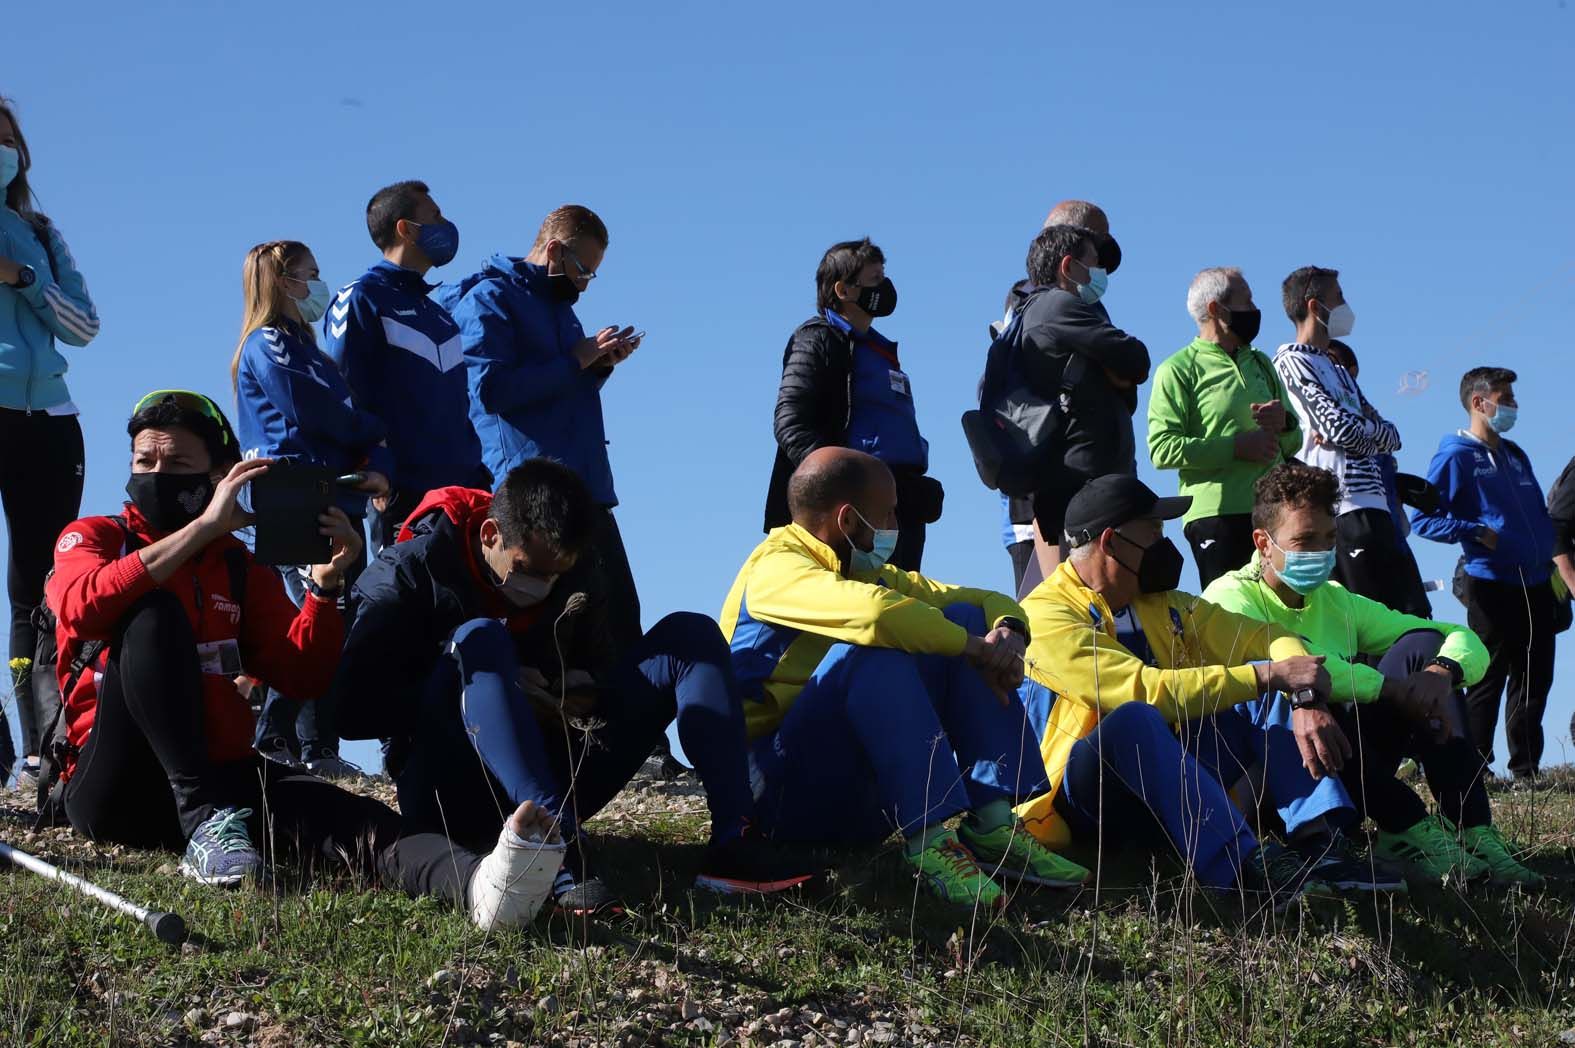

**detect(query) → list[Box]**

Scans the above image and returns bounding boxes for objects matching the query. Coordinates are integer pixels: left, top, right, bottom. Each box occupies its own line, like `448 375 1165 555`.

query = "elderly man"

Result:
1014 475 1400 906
1148 268 1301 587
722 447 1090 910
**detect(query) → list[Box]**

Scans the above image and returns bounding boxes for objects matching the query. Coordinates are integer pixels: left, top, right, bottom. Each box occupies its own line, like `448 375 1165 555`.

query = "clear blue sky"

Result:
7 1 1574 773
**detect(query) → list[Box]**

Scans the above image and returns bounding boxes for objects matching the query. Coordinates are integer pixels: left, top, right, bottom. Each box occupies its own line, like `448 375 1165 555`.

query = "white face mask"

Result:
496 570 556 608
1321 302 1355 338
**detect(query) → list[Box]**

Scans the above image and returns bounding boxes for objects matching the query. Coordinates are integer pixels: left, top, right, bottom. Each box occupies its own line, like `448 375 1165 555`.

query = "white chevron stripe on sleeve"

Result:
381 317 467 373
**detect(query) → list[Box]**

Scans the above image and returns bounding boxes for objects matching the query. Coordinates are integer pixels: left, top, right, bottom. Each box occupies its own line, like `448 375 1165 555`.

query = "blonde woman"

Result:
232 240 388 777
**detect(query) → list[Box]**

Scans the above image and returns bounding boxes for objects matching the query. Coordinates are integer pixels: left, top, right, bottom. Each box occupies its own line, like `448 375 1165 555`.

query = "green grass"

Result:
7 774 1575 1047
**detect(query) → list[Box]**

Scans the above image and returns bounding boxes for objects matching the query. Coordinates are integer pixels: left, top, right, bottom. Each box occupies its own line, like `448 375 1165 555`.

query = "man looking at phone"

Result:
334 459 817 915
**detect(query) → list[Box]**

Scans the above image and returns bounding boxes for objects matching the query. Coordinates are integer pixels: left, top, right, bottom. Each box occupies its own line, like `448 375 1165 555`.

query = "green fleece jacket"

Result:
1201 553 1488 704
1147 338 1302 523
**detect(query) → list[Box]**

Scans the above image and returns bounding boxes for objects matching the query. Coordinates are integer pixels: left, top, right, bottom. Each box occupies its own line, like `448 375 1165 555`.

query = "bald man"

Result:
720 448 1090 909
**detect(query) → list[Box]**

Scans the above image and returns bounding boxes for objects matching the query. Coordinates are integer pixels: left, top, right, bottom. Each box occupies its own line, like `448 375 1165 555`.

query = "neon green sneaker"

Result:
1373 815 1490 886
1459 823 1545 889
959 818 1091 888
905 828 1004 909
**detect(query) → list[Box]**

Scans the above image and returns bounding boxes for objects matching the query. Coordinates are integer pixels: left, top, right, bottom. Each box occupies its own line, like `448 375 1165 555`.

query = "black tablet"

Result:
250 460 335 565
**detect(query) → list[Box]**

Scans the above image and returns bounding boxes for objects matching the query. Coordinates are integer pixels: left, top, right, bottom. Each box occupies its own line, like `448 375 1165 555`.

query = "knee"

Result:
1102 701 1169 739
834 644 924 704
120 588 190 636
645 611 728 662
942 602 987 635
448 618 517 670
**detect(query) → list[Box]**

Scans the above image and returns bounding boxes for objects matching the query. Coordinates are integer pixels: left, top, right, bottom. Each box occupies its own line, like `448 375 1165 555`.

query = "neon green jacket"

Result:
1201 553 1488 703
720 523 1024 739
1147 338 1301 523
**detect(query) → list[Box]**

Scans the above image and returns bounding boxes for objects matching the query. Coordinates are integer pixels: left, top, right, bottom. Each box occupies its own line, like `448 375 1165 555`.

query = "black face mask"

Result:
547 270 581 305
126 471 214 532
855 278 897 318
1224 306 1262 345
1112 532 1185 594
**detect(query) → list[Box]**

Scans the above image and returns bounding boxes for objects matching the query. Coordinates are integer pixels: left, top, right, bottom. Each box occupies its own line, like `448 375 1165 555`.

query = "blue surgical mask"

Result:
844 506 899 574
0 145 17 190
1489 402 1518 434
293 278 331 323
1076 264 1109 305
1268 535 1336 595
413 219 460 268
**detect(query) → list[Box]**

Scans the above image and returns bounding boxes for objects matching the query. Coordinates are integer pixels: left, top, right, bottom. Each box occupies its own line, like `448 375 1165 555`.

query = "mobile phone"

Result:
622 329 646 345
250 461 335 565
335 472 367 488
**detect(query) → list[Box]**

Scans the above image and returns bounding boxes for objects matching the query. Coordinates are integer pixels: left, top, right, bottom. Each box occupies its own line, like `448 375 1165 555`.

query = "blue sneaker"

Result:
179 807 263 887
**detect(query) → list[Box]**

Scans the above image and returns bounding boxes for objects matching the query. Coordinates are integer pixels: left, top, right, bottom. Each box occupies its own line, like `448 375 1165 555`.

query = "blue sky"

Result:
7 1 1574 772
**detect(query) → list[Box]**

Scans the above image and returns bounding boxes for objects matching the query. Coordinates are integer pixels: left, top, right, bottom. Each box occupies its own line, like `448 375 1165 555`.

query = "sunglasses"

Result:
132 389 237 449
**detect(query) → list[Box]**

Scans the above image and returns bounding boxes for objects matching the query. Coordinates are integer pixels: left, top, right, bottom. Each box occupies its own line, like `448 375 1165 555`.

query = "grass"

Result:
6 772 1575 1047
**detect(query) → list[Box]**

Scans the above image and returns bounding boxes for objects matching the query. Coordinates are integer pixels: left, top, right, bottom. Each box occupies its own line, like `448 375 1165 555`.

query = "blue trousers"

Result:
395 611 753 848
1055 692 1355 889
751 604 1048 845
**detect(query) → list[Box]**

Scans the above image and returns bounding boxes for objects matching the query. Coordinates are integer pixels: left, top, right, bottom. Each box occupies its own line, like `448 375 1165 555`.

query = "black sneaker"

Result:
696 830 822 895
1297 830 1407 894
551 836 624 917
1239 840 1324 911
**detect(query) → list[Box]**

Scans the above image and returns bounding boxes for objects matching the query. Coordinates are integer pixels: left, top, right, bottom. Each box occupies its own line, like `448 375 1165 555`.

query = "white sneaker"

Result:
467 827 566 932
305 754 363 781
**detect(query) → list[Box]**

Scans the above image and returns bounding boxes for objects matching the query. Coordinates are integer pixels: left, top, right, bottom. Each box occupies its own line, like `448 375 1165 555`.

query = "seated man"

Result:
47 391 561 931
721 447 1090 910
1203 462 1539 887
1016 474 1399 906
334 458 813 916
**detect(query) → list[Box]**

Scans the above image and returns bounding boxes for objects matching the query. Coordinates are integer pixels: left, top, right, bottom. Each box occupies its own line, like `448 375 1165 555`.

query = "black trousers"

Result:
60 590 478 905
591 508 642 655
1183 514 1257 590
1334 508 1431 617
891 518 927 574
1461 574 1560 778
1331 630 1489 832
0 410 84 762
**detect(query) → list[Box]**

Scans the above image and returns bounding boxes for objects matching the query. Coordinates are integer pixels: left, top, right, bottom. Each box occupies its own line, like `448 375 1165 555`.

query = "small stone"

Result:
538 994 560 1014
428 969 460 990
1559 1032 1575 1046
680 1000 702 1020
692 1017 716 1033
222 1011 257 1033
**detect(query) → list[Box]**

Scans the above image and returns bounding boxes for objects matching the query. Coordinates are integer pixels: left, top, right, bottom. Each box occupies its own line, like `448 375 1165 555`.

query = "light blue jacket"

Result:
0 208 99 410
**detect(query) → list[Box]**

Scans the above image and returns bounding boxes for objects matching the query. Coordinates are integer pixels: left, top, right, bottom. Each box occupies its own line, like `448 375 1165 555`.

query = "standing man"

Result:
1148 267 1300 587
438 205 643 651
1272 267 1410 612
1412 368 1557 783
324 180 485 552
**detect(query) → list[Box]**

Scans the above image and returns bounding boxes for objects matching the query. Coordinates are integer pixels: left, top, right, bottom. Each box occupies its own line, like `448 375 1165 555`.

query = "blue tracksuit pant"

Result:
395 611 753 848
750 603 1048 845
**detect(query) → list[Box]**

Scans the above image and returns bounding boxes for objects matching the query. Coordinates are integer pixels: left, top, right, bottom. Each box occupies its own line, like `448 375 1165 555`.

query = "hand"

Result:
310 506 363 591
196 458 272 539
1292 703 1352 779
599 326 641 367
1259 654 1330 699
1251 399 1287 433
1476 526 1500 551
357 471 391 500
965 628 1026 703
573 326 635 369
0 256 19 286
1234 428 1279 464
554 670 599 717
1393 666 1461 743
519 666 550 694
506 799 562 844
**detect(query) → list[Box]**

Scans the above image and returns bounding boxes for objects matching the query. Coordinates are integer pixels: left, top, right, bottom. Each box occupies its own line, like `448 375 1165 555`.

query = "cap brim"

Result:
1152 496 1191 521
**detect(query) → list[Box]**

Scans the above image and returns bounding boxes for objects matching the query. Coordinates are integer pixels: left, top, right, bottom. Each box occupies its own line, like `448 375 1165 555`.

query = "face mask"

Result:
1267 535 1336 595
0 145 18 190
547 270 581 305
1112 532 1185 594
1319 302 1355 338
1224 306 1262 345
842 505 899 574
1076 264 1109 306
125 471 214 532
855 278 898 318
497 571 555 608
412 219 460 268
1489 401 1518 434
293 278 331 323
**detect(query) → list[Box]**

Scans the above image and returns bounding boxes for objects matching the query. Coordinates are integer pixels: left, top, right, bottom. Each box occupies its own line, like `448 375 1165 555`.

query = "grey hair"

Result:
1067 541 1098 564
1187 267 1242 323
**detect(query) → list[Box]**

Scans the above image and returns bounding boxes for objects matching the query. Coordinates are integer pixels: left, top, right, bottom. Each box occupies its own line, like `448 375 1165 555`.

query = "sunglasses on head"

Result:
132 389 237 449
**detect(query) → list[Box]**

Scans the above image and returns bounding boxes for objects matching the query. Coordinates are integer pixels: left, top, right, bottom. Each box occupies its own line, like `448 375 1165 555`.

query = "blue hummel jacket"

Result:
235 320 393 516
0 209 100 411
1412 430 1554 584
323 260 484 497
435 255 618 506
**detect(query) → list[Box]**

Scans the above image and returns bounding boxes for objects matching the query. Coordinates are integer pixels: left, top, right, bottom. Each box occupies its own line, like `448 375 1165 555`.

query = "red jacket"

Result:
46 503 344 777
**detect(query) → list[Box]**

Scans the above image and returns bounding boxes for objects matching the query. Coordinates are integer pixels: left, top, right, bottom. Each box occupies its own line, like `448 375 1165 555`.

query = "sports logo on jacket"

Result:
329 286 355 340
381 317 465 374
211 594 242 625
57 531 84 553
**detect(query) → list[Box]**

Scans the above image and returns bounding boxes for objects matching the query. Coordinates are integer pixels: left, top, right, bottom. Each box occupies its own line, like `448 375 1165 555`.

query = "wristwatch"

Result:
1289 687 1324 710
303 575 343 602
1427 656 1464 688
997 616 1030 642
8 265 35 289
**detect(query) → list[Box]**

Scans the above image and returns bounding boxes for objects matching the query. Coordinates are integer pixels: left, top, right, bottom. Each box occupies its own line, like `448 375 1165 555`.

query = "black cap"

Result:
1097 233 1122 274
1062 475 1190 548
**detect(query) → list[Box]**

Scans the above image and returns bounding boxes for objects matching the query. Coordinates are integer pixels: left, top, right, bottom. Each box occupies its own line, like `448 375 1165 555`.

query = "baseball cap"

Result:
1062 475 1190 549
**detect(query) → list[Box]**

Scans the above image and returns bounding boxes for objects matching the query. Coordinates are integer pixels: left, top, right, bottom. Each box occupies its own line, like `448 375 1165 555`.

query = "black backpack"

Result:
31 520 248 823
959 290 1084 497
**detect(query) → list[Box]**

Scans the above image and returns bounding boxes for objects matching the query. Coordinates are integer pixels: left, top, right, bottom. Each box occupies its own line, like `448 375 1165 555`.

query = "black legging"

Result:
1332 629 1490 832
61 589 479 904
0 409 85 760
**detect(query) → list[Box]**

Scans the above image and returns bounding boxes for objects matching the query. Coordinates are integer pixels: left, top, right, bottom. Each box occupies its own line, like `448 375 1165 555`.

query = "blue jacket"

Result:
322 260 484 496
1412 431 1554 584
0 209 100 410
235 321 393 516
435 256 617 506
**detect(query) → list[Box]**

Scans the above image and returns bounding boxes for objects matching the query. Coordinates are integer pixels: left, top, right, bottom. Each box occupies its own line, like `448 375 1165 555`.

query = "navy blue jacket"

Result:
1412 431 1554 584
323 261 485 497
435 255 618 506
234 320 392 516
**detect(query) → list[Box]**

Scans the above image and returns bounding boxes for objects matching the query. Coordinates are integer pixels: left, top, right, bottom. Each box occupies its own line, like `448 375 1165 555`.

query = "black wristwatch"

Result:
1427 656 1464 688
997 616 1030 642
9 265 35 289
303 575 343 602
1289 687 1324 710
